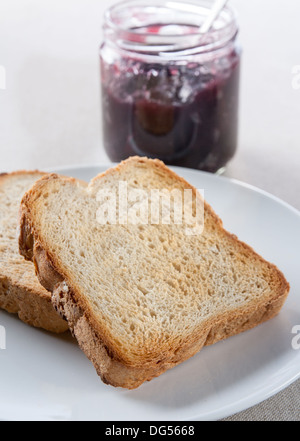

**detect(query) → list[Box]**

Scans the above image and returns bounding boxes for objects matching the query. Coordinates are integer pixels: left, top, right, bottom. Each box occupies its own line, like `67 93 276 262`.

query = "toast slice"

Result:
19 157 290 388
0 171 68 333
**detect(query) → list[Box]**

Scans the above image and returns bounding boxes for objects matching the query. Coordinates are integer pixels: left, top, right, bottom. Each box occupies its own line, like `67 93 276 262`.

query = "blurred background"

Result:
0 0 299 211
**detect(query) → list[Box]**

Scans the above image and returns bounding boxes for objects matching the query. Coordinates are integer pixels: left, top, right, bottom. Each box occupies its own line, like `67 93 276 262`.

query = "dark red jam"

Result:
101 23 240 173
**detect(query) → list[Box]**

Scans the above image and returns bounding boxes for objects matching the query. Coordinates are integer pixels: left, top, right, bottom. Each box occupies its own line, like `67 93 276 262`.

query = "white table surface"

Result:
0 0 299 421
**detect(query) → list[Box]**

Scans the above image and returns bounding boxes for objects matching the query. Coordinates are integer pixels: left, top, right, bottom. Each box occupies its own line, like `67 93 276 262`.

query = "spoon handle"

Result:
200 0 229 34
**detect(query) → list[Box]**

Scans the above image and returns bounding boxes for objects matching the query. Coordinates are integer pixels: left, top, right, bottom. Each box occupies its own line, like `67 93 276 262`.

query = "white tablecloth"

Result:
0 0 299 421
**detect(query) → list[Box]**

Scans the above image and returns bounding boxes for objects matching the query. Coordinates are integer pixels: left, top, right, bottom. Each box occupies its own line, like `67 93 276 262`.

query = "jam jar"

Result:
100 0 241 173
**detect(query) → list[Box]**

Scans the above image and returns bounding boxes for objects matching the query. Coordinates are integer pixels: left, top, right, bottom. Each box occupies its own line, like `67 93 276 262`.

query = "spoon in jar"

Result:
199 0 229 33
159 0 230 56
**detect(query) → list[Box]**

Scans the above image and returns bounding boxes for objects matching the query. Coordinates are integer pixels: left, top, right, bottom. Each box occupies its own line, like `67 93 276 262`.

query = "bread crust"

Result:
0 171 68 333
0 275 68 333
18 158 290 388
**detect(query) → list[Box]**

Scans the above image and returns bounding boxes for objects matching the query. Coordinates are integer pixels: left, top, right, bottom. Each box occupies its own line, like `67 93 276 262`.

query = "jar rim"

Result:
103 0 239 58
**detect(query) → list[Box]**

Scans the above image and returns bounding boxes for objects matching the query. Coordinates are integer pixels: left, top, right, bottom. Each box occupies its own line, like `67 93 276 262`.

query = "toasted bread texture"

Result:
0 171 68 333
19 158 290 388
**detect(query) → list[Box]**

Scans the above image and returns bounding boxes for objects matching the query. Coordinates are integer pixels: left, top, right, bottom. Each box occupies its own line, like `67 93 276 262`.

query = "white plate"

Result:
0 164 299 421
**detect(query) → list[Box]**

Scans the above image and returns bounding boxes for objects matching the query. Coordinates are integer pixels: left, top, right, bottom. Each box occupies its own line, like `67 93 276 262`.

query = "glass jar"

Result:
100 0 241 173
